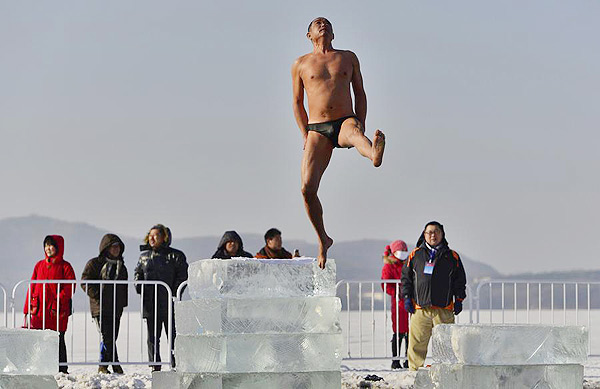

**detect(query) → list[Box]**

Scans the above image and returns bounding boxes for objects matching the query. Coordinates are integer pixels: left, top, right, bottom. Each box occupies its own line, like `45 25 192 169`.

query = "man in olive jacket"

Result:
134 224 188 371
401 221 466 370
81 233 128 374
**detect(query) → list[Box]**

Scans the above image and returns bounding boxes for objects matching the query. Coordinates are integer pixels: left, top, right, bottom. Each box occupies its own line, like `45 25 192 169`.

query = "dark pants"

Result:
94 312 122 364
146 312 176 368
59 331 68 373
392 332 409 357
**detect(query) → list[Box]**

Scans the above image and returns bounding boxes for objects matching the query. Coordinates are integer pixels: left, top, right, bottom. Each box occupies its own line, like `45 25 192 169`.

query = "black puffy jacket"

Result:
134 244 188 318
401 243 466 309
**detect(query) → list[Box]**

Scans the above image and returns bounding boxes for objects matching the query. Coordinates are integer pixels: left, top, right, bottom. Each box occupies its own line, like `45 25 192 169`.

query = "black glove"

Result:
404 297 415 314
453 300 463 315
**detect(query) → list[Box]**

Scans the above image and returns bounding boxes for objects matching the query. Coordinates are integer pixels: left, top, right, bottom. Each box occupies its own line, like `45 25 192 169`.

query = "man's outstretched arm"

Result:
292 59 309 146
350 52 367 127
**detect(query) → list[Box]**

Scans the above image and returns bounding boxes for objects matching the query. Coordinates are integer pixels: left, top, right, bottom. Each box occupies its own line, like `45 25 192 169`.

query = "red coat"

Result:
23 235 76 332
381 259 409 333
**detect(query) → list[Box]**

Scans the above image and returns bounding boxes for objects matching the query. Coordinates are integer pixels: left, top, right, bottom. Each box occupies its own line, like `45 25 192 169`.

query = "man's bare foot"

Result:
317 236 334 269
372 130 385 167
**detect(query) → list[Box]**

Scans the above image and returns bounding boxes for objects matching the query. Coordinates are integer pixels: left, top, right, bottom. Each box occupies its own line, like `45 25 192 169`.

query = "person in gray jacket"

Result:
134 224 188 371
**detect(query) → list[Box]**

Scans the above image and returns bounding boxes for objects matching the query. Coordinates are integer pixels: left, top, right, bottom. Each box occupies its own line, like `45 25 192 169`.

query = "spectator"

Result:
81 234 128 374
401 221 466 371
134 224 188 371
255 228 299 259
23 235 76 374
211 230 253 259
381 240 409 369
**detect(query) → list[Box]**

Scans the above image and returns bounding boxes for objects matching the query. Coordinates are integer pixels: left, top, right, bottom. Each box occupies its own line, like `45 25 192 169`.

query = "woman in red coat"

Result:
381 240 410 369
23 235 76 374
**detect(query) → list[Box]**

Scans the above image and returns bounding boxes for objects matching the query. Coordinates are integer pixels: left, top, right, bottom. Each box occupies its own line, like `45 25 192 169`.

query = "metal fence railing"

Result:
336 280 473 360
0 284 7 327
9 276 598 368
11 279 173 370
474 280 600 355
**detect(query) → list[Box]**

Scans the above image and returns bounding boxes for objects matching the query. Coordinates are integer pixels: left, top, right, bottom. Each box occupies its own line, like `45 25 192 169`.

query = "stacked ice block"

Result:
415 324 588 389
0 328 59 388
154 258 342 389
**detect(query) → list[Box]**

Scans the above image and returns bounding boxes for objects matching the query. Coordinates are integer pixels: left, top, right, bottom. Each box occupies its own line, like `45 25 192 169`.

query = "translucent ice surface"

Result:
432 324 588 365
152 372 222 388
0 374 58 389
153 371 341 389
0 329 58 375
414 368 433 389
187 258 336 298
414 364 584 389
175 297 342 335
175 333 343 373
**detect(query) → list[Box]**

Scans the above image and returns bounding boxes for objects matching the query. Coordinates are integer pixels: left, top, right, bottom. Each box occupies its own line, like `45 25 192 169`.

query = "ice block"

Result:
153 371 341 389
0 329 58 375
0 374 58 389
414 364 584 389
175 297 342 335
187 258 336 298
432 324 588 365
175 333 343 373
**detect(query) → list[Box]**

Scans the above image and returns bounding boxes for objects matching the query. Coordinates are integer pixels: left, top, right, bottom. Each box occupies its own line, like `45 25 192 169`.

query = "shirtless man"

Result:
292 17 385 269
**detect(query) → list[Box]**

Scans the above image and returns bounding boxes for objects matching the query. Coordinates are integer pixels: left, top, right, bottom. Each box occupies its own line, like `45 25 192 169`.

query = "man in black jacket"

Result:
401 221 466 371
134 224 188 371
81 234 128 374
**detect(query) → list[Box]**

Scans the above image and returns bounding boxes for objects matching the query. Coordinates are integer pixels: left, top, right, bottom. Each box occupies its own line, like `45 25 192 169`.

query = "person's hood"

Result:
140 224 172 251
44 234 65 263
99 233 125 259
416 221 449 249
217 231 244 251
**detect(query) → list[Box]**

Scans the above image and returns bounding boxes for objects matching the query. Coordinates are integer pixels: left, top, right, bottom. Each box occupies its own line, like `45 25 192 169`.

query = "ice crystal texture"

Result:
432 324 588 365
187 258 336 298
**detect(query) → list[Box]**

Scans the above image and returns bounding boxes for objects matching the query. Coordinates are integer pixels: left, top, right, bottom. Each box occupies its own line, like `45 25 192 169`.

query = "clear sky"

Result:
1 1 598 274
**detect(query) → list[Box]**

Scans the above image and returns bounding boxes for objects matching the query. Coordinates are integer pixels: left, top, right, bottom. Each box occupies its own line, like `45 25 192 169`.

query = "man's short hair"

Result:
308 17 331 32
264 228 282 243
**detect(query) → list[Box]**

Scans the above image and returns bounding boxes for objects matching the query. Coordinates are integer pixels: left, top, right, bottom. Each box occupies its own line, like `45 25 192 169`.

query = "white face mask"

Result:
394 250 409 260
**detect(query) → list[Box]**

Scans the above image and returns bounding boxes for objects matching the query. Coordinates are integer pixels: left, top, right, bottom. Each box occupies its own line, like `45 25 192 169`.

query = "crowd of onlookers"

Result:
22 225 299 374
22 221 466 374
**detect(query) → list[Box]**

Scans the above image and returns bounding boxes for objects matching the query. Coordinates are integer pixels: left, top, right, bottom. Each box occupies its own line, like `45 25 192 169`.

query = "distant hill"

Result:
9 215 600 311
499 270 600 282
0 215 501 291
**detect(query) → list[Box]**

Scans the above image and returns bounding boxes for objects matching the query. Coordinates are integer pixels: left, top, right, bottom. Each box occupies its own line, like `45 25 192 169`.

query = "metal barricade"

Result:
336 280 472 360
0 284 7 327
11 279 174 370
474 279 600 355
176 280 189 301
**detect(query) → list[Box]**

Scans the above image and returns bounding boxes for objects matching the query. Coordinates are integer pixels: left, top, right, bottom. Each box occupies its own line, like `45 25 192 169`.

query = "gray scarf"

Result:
100 258 122 280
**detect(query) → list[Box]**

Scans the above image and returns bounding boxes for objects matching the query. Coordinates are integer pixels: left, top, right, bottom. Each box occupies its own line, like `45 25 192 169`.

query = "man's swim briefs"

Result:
306 115 358 148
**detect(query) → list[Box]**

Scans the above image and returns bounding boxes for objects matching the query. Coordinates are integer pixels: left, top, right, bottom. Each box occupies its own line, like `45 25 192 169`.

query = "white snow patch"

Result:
55 366 150 389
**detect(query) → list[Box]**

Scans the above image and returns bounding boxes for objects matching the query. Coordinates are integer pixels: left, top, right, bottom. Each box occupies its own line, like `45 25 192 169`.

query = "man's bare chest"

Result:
302 56 352 85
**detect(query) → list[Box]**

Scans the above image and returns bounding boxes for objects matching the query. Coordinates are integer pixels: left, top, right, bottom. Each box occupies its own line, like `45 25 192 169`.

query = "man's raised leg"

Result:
337 117 386 167
302 132 335 269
